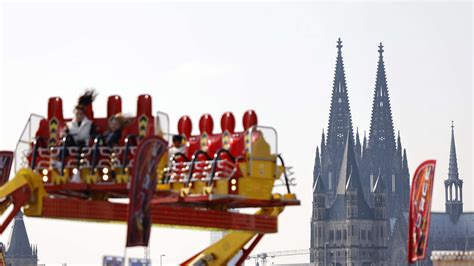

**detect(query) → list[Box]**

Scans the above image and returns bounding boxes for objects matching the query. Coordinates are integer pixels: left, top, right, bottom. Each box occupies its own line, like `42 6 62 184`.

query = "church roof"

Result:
6 212 36 258
327 134 374 220
336 133 363 194
429 212 474 250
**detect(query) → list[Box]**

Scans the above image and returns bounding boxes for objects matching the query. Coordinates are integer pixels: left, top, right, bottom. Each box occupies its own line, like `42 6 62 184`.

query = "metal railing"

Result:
247 125 278 177
155 111 170 143
14 114 44 172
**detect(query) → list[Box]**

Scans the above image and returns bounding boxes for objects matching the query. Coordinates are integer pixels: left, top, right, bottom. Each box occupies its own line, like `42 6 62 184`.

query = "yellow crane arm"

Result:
182 194 295 266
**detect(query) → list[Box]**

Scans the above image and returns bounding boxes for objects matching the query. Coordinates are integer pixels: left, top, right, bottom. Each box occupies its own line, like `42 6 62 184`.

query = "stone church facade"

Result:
310 39 409 266
310 39 473 266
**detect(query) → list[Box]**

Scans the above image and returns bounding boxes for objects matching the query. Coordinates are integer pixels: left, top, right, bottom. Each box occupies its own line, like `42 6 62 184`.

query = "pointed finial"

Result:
337 38 343 53
397 131 402 151
378 42 384 56
448 120 459 180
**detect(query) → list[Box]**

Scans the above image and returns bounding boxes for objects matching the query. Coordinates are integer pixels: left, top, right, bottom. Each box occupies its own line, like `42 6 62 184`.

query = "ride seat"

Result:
107 95 122 118
115 95 154 173
91 95 123 136
199 114 222 158
46 97 67 147
227 110 258 160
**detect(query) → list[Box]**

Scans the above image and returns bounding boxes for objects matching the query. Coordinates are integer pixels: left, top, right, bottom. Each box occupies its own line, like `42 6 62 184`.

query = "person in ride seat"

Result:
56 90 97 182
168 135 186 159
63 90 98 146
103 113 131 147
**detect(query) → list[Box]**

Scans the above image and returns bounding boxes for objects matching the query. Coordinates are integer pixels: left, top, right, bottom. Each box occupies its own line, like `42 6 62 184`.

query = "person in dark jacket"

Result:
103 113 131 147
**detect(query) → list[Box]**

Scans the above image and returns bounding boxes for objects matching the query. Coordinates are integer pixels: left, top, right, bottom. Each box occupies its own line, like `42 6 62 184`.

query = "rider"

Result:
103 113 131 147
59 90 97 182
64 89 97 146
168 135 186 160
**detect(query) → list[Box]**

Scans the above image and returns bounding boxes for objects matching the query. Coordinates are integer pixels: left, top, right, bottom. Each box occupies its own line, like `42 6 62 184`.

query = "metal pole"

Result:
160 254 165 266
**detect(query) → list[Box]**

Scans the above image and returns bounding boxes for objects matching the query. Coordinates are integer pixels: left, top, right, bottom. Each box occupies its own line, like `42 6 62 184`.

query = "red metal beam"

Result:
236 234 264 265
41 197 277 233
152 194 300 208
0 185 31 233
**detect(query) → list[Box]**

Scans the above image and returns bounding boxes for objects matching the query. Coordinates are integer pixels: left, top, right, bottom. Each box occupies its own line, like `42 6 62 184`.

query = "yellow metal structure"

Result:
51 168 69 184
185 193 297 266
0 169 47 217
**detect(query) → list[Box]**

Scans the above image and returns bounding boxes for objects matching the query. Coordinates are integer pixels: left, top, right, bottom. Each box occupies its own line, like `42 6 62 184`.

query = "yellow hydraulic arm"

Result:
0 169 47 233
181 193 295 266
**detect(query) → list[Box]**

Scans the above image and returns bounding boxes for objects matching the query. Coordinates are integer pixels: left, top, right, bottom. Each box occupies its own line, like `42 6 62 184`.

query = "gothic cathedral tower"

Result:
444 122 463 223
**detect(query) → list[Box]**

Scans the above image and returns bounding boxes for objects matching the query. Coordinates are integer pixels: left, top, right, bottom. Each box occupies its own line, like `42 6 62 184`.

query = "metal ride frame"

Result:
0 109 299 265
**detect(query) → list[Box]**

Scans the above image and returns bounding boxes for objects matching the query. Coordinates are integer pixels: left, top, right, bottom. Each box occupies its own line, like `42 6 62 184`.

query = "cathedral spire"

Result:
6 212 37 261
368 43 396 155
393 131 403 170
321 129 326 153
402 148 409 174
355 128 362 160
397 131 402 155
326 38 354 178
448 121 459 180
368 43 396 176
363 131 367 154
313 146 321 185
444 122 463 223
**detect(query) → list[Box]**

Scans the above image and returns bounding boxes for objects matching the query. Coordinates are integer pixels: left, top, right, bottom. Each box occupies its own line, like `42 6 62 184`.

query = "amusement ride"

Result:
0 94 299 265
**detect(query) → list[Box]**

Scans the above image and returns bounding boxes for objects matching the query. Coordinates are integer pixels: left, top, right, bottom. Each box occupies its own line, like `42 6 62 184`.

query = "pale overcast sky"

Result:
0 2 472 265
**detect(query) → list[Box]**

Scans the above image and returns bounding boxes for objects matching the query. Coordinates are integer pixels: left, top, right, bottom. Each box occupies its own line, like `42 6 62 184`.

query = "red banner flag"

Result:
0 151 14 186
408 160 436 263
126 136 167 247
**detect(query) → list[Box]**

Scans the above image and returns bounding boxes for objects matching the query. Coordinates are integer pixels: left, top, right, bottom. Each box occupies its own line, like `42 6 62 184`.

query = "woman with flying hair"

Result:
63 89 98 147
